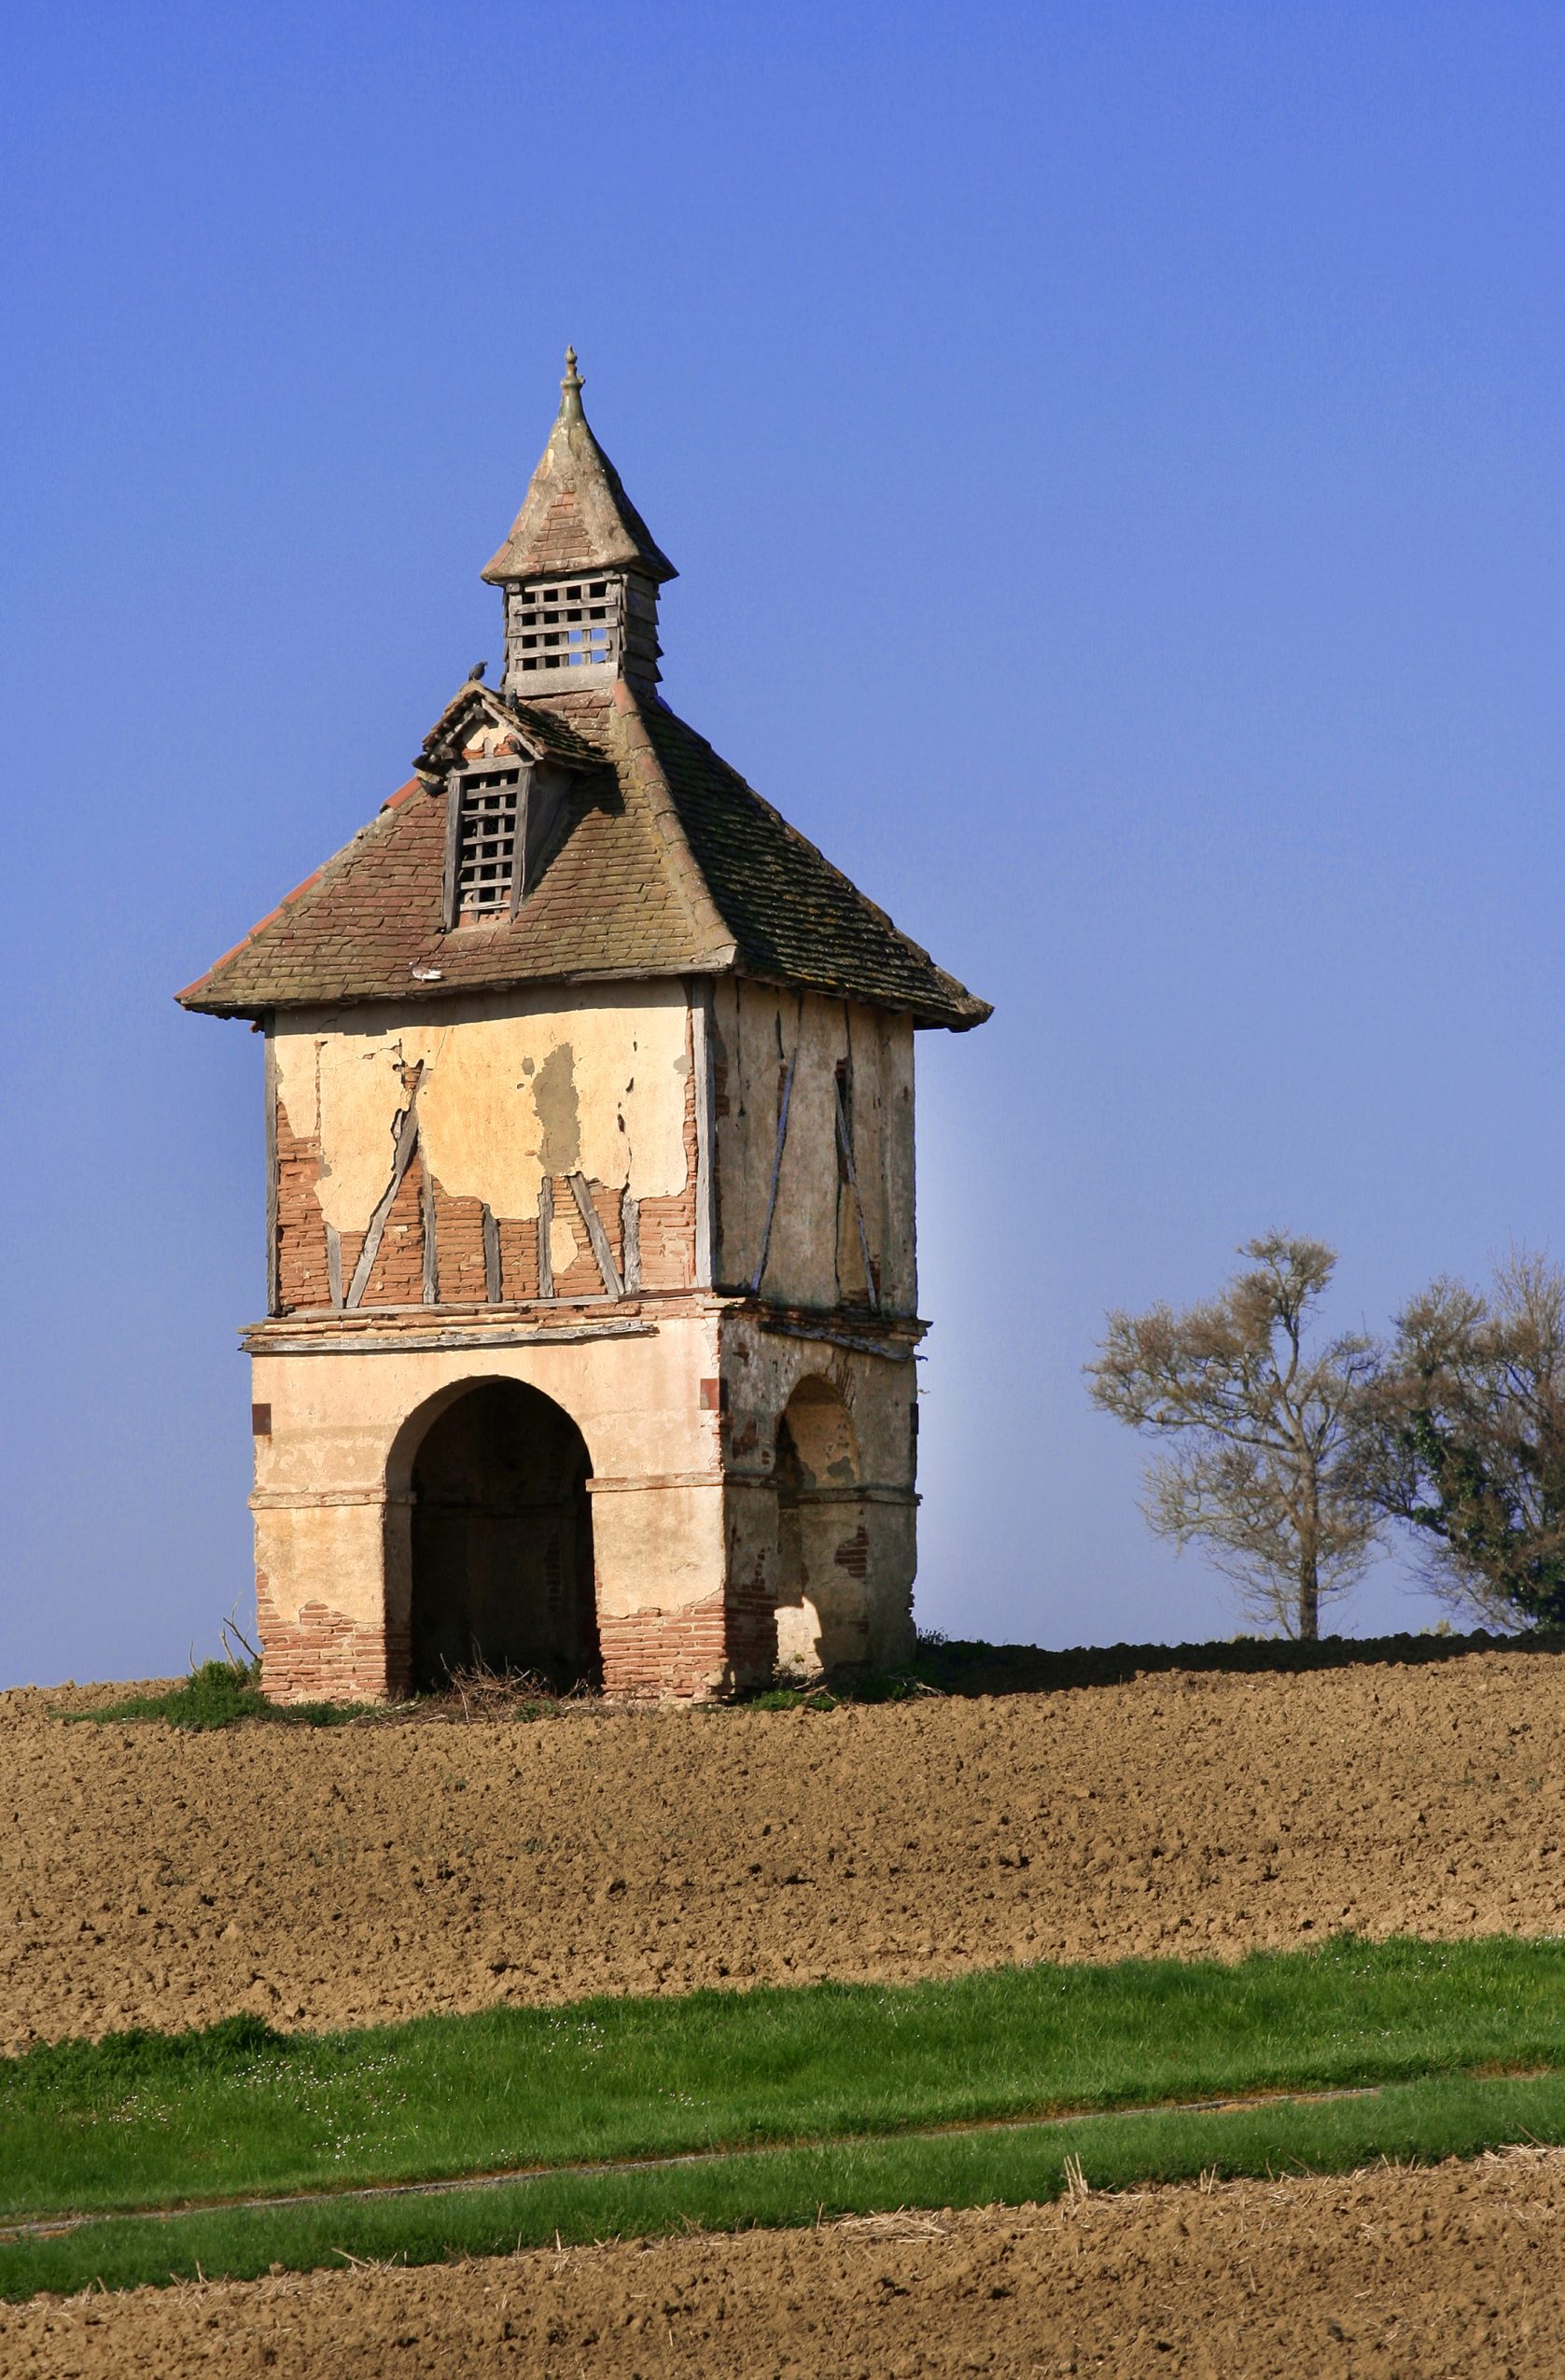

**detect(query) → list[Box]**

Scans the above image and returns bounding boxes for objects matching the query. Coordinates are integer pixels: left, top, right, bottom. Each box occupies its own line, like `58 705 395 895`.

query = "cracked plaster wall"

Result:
272 982 692 1243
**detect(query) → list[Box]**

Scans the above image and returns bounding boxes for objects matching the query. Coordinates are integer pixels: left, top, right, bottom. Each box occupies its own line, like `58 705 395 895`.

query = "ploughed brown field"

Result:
7 2153 1565 2376
7 1644 1565 2373
8 1648 1565 2046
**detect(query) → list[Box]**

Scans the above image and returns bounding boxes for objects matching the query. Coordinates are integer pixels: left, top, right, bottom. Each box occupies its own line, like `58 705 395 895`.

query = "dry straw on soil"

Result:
6 1645 1565 2048
5 2148 1564 2376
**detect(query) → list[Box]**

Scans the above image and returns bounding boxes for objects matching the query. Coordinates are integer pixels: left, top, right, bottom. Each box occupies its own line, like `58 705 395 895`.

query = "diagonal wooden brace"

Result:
344 1065 425 1310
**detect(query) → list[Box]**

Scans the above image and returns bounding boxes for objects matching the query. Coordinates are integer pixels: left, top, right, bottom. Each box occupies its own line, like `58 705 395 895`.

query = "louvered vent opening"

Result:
455 767 522 916
507 578 622 678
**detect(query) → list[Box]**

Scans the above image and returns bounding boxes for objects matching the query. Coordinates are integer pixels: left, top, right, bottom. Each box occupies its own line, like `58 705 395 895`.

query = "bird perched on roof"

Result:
468 660 487 682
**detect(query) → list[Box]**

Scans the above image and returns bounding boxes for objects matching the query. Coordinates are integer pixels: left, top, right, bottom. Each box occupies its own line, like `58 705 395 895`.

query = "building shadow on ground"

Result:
905 1629 1565 1701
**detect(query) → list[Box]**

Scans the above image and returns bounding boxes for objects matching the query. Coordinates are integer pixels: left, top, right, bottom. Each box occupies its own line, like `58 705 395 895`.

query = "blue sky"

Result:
4 0 1564 1684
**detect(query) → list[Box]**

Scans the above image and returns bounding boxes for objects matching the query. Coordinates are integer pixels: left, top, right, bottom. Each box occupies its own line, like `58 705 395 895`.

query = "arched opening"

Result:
408 1379 597 1691
774 1376 866 1676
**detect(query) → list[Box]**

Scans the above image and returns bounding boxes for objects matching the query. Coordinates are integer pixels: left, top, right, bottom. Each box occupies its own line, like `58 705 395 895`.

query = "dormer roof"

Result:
176 678 990 1031
482 350 677 587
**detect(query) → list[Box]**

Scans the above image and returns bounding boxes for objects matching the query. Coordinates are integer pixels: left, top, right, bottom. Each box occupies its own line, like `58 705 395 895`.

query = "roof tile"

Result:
178 682 988 1031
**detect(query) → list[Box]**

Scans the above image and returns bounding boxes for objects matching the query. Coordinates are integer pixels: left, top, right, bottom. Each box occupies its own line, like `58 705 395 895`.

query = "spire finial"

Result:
482 343 677 593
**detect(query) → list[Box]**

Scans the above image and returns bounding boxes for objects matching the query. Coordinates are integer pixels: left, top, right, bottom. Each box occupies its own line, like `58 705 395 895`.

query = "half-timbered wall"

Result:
706 982 916 1316
268 981 697 1316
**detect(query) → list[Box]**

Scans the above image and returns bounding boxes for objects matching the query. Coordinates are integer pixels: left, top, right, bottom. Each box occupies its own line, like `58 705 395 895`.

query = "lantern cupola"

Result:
482 347 676 697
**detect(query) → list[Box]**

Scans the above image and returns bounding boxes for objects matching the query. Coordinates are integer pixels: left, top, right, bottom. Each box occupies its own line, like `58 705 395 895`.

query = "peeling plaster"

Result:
533 1043 581 1174
274 985 690 1238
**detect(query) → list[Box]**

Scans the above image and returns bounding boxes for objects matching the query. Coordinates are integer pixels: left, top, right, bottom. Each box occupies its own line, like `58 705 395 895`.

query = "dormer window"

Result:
441 755 571 928
507 577 622 681
450 765 523 920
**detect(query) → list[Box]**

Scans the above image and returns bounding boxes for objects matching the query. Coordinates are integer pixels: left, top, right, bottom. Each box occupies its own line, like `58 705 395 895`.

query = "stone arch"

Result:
388 1376 599 1693
774 1375 869 1676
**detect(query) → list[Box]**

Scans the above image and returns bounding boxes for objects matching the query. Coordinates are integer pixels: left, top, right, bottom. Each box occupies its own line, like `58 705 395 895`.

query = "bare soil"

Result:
5 1645 1565 2047
6 2149 1565 2375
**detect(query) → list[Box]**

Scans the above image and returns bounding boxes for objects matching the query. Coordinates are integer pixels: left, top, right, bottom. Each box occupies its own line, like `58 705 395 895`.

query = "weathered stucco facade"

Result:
182 353 987 1701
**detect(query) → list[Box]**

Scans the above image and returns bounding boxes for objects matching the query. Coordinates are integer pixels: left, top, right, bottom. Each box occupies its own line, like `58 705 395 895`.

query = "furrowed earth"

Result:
7 1643 1565 2371
7 2153 1565 2376
6 1648 1564 2047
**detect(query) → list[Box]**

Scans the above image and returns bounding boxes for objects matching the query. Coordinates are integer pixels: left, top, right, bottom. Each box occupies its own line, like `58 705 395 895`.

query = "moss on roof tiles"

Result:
178 683 988 1029
637 704 989 1029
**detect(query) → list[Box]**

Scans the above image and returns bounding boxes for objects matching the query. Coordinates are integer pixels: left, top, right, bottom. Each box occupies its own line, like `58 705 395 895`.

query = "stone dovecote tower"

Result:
180 352 990 1703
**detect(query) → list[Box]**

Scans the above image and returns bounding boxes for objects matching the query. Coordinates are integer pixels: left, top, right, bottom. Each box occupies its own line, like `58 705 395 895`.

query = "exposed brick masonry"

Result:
256 1581 407 1704
496 1214 540 1302
358 1148 426 1308
274 1105 330 1310
636 1013 699 1291
597 1589 730 1701
833 1524 870 1579
271 1007 700 1312
429 1185 487 1304
552 1183 610 1300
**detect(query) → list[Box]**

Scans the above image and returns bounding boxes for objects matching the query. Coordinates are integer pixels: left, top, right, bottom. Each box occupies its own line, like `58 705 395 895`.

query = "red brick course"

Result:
274 1106 330 1311
270 1070 695 1312
637 1017 699 1290
429 1183 488 1303
596 1553 778 1701
358 1148 426 1308
597 1589 730 1700
833 1524 870 1579
257 1584 407 1705
551 1180 609 1299
496 1213 540 1301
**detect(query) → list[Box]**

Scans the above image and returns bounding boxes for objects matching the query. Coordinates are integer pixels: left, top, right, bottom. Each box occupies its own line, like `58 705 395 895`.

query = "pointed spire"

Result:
482 347 676 586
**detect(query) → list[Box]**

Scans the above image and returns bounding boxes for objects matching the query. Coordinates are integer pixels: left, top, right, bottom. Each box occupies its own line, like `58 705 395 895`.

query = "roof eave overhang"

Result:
178 960 987 1031
176 947 746 1026
712 962 993 1033
933 995 995 1032
480 542 678 588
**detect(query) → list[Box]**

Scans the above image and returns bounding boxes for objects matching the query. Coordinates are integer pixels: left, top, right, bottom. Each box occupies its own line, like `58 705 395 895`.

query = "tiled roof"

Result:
638 704 990 1029
178 681 990 1030
482 354 675 587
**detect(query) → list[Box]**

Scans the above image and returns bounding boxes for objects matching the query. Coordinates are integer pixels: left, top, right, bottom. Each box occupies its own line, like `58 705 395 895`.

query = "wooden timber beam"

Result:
567 1171 623 1299
538 1178 555 1298
343 1066 425 1311
749 1047 796 1296
834 1067 880 1314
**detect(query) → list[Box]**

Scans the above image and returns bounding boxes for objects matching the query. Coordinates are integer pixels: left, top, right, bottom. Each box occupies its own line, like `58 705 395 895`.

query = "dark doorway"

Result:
410 1379 597 1691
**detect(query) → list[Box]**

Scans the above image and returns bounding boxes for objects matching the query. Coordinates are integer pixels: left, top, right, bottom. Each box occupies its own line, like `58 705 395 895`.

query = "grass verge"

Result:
6 2068 1565 2301
9 1937 1565 2224
73 1662 371 1731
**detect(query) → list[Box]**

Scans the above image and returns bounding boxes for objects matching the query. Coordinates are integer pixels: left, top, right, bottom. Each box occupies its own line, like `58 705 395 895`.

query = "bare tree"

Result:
1086 1234 1379 1640
1352 1249 1565 1631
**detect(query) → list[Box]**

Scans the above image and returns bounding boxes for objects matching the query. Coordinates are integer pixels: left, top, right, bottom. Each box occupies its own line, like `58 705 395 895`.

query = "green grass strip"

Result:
9 1936 1565 2225
70 1662 370 1730
5 2069 1564 2302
